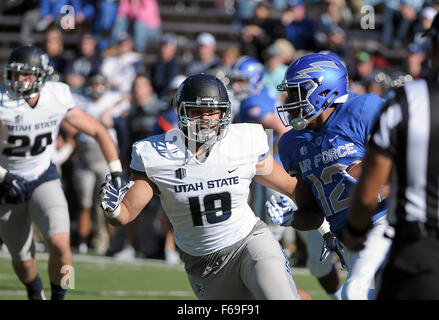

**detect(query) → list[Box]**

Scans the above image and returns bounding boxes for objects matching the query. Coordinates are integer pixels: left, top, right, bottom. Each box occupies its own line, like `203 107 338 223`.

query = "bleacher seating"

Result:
0 1 409 71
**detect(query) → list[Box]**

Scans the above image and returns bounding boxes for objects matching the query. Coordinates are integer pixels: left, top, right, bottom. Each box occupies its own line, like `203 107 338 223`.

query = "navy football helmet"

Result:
177 73 232 143
4 45 53 99
229 55 264 100
277 53 348 130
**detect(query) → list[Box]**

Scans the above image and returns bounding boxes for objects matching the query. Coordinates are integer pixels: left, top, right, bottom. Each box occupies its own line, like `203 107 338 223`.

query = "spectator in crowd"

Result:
45 27 68 82
111 0 162 52
413 6 438 51
273 38 296 65
105 73 167 259
239 1 285 62
71 73 130 254
20 1 44 45
92 0 120 50
101 32 144 93
281 0 315 51
406 42 429 80
233 0 260 28
315 0 352 57
262 44 288 97
70 0 96 29
65 33 103 92
382 0 426 48
35 0 69 32
186 33 222 76
221 46 241 72
124 74 168 145
350 50 379 94
150 34 183 101
152 74 185 136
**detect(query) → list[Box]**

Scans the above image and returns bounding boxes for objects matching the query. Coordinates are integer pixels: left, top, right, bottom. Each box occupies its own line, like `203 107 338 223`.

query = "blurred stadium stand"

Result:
0 0 410 75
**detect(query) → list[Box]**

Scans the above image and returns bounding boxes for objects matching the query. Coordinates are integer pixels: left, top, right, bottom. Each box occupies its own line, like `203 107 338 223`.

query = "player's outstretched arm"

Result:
63 106 120 164
63 106 126 187
100 172 156 226
254 154 297 199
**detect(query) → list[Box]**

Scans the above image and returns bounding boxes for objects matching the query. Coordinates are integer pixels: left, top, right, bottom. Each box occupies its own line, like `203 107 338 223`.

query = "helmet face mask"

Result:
277 53 348 130
177 74 232 144
179 102 231 143
4 46 53 99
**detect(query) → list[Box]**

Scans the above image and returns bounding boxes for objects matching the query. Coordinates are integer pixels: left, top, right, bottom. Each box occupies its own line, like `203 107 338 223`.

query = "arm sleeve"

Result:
129 142 146 173
253 124 270 161
54 82 76 112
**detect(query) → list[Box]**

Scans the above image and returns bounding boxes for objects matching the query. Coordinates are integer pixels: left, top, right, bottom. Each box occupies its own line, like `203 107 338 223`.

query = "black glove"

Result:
1 172 29 204
320 232 348 270
110 171 126 190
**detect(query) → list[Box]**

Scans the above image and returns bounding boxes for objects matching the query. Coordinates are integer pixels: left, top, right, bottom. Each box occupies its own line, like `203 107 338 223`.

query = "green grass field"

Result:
0 253 341 300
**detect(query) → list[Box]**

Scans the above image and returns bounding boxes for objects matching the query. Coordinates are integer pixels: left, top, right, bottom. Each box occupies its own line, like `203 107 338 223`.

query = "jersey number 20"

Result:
3 133 52 157
189 192 232 226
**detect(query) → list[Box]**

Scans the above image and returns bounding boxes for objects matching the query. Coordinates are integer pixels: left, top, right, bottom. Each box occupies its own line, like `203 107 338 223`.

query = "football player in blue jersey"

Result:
266 52 392 299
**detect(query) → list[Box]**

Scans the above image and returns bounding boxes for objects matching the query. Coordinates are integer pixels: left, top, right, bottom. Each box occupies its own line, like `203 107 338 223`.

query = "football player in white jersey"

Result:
0 45 124 300
99 73 314 300
72 73 129 255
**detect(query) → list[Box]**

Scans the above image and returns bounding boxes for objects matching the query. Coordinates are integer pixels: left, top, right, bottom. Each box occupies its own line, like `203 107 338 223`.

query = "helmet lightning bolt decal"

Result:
292 61 339 80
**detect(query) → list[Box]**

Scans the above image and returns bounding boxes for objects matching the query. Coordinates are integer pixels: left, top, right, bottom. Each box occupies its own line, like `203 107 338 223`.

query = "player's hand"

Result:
265 195 295 226
99 173 134 218
1 172 29 204
320 232 348 270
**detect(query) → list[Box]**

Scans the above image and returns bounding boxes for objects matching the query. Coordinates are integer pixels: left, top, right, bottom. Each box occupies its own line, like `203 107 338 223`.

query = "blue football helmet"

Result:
229 55 264 100
319 50 347 68
277 53 348 130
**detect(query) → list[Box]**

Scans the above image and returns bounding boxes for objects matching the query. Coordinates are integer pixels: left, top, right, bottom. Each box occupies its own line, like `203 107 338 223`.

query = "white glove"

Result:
99 173 134 218
265 195 295 226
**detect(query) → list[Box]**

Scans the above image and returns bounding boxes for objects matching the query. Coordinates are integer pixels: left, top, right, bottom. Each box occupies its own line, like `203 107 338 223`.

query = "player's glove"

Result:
110 171 126 189
320 232 348 270
265 195 295 226
99 173 134 218
108 159 127 189
1 172 29 204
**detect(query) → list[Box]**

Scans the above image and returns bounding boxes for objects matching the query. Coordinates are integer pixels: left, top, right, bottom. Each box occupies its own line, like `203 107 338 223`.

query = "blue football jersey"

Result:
278 92 387 233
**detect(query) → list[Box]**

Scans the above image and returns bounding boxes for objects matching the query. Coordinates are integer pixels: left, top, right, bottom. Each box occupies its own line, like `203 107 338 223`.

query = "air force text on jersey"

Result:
174 176 239 193
298 142 358 174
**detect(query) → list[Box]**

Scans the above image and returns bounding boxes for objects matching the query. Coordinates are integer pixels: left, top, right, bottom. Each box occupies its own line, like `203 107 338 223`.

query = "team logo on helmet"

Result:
292 61 339 81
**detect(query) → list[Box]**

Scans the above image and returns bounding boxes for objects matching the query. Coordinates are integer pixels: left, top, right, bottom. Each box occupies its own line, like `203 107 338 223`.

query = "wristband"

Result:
104 205 120 219
346 221 370 237
317 218 331 235
109 159 122 173
0 167 7 183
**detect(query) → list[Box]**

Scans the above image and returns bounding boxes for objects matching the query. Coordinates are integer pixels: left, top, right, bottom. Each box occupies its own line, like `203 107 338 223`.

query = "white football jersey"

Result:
0 81 75 180
130 123 270 256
